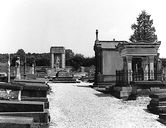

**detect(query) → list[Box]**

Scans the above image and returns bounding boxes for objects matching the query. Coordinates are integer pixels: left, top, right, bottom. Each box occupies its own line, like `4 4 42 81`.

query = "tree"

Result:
67 54 84 71
26 56 35 66
16 49 26 65
130 10 157 43
65 49 75 66
82 57 95 67
65 49 74 60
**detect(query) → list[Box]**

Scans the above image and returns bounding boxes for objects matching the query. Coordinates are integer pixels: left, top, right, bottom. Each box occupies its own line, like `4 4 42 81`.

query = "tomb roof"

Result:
98 40 128 49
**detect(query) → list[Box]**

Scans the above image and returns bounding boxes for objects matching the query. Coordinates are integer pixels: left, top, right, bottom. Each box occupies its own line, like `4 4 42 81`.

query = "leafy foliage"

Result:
0 49 95 70
65 49 74 61
16 49 26 63
130 10 157 43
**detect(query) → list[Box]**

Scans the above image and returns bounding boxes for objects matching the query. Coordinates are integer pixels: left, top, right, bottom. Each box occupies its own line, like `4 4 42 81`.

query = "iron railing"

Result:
116 70 128 86
116 69 163 86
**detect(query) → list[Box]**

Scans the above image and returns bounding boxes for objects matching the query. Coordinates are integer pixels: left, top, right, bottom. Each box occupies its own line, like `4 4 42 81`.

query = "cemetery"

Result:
92 11 166 126
0 54 50 127
1 8 166 127
0 45 86 127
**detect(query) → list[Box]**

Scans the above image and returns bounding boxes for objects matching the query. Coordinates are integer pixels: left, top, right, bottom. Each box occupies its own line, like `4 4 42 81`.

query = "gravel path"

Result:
48 82 166 128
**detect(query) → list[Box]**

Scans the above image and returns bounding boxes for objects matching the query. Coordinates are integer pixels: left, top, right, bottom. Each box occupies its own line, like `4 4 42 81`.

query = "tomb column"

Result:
101 50 103 74
62 53 65 69
143 57 149 81
98 51 101 74
51 53 54 68
149 56 154 80
97 50 102 82
127 56 132 83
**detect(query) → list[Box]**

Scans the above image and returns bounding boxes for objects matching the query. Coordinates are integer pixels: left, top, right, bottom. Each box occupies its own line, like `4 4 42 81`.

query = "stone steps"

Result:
148 93 166 114
112 86 133 99
147 90 166 124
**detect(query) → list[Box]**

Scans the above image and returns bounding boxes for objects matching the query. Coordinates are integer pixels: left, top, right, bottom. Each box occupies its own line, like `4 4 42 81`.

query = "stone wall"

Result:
103 50 123 75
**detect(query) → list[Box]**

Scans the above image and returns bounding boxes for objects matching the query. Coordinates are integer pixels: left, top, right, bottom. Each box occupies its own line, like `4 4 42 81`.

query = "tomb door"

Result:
132 58 143 81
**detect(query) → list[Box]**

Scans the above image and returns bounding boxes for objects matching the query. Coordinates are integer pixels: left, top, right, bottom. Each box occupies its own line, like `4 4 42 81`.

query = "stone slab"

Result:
0 116 33 124
0 100 44 112
113 90 131 99
159 113 166 120
150 97 166 102
21 97 48 102
149 93 166 99
0 123 31 128
158 106 166 113
21 97 49 109
113 86 132 92
0 111 50 124
21 90 47 98
22 83 49 91
0 82 23 90
18 82 49 98
149 101 166 107
14 79 46 84
0 116 33 128
150 88 166 94
51 77 77 82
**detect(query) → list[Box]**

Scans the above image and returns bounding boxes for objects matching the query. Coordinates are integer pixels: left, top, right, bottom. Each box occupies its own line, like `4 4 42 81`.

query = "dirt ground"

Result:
48 82 166 128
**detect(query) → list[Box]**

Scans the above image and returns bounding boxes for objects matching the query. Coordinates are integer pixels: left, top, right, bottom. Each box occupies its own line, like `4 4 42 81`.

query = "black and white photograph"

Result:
0 0 166 127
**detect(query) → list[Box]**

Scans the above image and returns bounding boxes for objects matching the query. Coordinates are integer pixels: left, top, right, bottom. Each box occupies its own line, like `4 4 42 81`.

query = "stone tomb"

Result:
0 82 50 127
13 81 50 109
93 30 123 87
21 83 48 98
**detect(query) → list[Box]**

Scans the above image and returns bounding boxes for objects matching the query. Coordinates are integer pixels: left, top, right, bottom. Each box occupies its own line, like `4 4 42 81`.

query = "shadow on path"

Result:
157 119 166 126
143 108 158 115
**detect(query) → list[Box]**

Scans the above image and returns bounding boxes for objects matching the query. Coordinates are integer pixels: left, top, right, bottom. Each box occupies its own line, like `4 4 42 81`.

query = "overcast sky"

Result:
0 0 166 57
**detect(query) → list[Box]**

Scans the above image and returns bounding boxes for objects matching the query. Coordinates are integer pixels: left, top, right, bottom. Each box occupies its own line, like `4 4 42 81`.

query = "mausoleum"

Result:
94 30 162 89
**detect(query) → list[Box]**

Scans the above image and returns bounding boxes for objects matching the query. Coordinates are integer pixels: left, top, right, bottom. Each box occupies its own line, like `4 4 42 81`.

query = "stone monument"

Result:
15 57 21 79
49 46 77 83
31 63 35 74
50 47 65 69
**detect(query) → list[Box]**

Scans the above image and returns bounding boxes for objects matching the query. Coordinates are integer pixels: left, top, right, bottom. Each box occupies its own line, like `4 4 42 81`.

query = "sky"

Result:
0 0 166 57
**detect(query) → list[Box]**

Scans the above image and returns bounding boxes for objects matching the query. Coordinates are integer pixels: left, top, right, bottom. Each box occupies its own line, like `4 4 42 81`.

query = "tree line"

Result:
0 49 95 71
